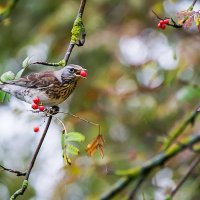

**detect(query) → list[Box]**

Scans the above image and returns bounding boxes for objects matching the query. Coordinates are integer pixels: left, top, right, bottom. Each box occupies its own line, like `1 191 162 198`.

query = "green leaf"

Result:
0 91 6 103
65 132 85 142
63 152 72 165
22 57 31 68
15 69 25 79
176 86 200 102
0 91 10 103
165 196 172 200
0 71 15 82
66 144 80 155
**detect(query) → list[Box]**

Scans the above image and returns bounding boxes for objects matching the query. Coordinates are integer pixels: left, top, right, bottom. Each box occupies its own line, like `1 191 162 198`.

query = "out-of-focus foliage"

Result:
1 0 200 200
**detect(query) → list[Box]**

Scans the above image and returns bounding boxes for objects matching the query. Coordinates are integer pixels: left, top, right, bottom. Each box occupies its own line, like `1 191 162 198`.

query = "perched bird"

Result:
0 64 87 106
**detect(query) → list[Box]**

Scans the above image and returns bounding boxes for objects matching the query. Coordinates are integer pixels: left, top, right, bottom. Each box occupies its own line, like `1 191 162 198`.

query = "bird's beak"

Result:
75 69 87 78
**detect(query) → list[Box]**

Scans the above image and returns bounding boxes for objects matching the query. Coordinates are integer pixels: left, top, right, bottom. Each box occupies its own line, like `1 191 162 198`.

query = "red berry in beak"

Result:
33 126 39 132
32 103 39 110
80 70 87 77
33 96 40 104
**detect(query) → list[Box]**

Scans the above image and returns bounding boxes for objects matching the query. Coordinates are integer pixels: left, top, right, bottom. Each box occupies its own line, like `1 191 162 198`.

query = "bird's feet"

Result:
44 106 59 116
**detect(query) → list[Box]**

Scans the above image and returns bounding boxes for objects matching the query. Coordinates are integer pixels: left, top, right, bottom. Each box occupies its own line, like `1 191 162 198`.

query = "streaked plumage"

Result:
0 64 86 105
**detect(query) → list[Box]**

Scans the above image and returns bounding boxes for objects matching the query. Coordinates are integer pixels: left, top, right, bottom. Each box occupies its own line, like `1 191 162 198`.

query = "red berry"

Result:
33 96 40 104
39 106 45 112
161 24 166 30
32 103 39 110
33 126 39 132
159 20 165 25
163 19 169 24
80 70 87 77
157 22 162 28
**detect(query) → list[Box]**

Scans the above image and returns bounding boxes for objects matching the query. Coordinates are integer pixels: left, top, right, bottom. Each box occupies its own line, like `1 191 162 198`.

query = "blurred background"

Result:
1 0 200 199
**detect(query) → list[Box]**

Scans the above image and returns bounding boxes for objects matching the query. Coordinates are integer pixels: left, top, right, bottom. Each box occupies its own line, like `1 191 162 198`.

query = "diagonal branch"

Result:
169 154 200 199
10 116 52 199
162 110 199 150
63 0 87 65
0 0 20 23
100 134 200 200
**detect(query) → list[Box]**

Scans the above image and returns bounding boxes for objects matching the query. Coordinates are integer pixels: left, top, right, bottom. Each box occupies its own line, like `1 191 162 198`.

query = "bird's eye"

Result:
69 68 75 73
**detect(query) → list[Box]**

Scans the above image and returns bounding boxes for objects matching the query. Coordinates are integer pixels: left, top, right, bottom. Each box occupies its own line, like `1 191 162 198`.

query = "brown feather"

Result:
5 71 59 88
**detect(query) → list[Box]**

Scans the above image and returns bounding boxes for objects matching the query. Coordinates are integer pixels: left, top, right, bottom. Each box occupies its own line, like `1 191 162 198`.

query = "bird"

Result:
0 64 87 106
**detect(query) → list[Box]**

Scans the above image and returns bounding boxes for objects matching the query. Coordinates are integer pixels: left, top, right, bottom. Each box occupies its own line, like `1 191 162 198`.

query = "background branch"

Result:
128 175 147 200
100 134 200 200
0 0 19 23
0 165 26 176
162 110 199 150
169 154 200 199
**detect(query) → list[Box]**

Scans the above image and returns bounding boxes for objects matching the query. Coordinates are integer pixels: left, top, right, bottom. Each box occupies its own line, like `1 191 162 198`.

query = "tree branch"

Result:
100 134 200 200
169 154 200 199
0 165 26 176
128 175 147 200
63 0 87 65
153 0 199 29
10 116 52 199
8 1 88 199
162 110 199 150
31 0 87 68
192 0 198 8
0 0 19 23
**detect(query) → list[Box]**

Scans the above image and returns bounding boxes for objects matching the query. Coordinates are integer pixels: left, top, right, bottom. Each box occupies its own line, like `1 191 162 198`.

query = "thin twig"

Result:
152 0 199 29
0 0 20 23
101 177 133 200
152 10 182 28
59 111 101 134
170 155 200 199
0 165 26 176
10 116 52 199
192 0 198 8
63 0 87 65
128 175 147 200
25 116 52 180
162 110 199 150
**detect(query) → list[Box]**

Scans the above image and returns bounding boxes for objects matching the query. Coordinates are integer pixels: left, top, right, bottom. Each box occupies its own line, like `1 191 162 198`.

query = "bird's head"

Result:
59 64 87 83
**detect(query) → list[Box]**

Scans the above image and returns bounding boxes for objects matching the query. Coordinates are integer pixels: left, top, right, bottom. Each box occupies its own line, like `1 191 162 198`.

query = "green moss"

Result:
71 16 84 44
115 166 141 177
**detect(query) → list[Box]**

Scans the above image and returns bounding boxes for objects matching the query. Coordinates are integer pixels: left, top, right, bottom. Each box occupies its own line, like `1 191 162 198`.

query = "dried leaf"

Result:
183 16 194 28
86 134 105 158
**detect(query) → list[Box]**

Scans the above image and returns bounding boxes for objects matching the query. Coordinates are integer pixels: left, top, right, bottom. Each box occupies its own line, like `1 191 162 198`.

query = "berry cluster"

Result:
31 97 45 133
157 19 169 30
31 97 45 112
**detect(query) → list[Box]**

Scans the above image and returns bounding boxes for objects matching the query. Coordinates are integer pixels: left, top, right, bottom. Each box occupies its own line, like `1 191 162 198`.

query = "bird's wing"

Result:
5 71 60 88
